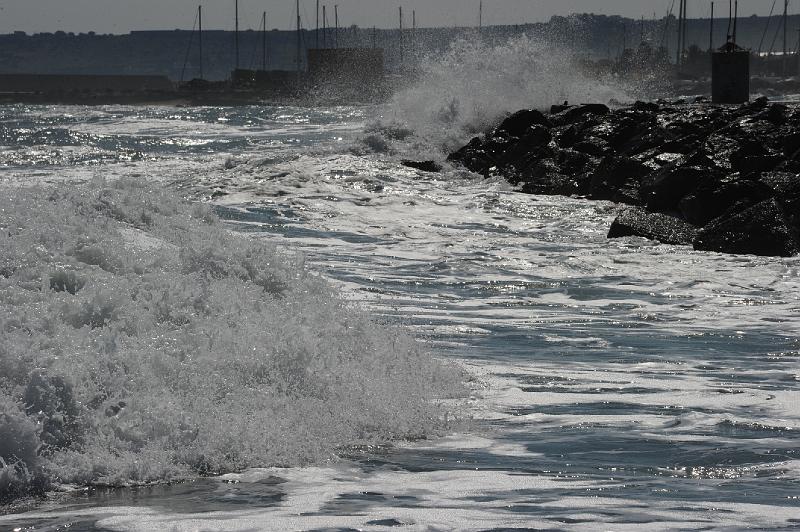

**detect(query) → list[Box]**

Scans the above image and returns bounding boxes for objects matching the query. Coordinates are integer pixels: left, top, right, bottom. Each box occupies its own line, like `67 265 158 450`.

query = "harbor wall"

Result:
0 74 174 93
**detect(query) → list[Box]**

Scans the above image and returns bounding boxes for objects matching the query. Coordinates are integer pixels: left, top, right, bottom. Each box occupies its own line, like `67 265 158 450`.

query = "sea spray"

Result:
0 178 465 502
380 35 633 155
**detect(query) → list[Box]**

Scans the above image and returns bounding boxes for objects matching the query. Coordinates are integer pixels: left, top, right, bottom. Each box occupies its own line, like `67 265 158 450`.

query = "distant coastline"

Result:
1 13 798 82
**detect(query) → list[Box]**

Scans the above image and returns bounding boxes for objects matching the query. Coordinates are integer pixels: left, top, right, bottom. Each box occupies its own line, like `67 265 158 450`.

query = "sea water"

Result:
1 38 800 531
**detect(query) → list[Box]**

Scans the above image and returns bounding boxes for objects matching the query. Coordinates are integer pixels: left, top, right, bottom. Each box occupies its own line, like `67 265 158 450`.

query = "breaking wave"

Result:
382 35 632 154
0 178 465 502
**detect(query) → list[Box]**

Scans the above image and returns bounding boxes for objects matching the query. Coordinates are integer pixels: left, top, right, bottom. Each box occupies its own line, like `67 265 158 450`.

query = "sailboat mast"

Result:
683 0 689 60
622 22 627 55
412 9 416 56
199 5 204 79
235 0 240 69
784 0 789 74
675 0 683 66
399 6 404 66
640 16 644 43
296 0 301 73
681 0 688 62
335 5 339 49
479 1 483 32
316 0 320 48
727 0 732 41
322 5 327 48
262 11 267 70
710 2 714 51
785 0 789 55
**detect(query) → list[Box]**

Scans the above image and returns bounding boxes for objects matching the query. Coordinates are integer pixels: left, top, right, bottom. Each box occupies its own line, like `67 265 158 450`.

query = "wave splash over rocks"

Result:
0 179 464 502
384 35 632 154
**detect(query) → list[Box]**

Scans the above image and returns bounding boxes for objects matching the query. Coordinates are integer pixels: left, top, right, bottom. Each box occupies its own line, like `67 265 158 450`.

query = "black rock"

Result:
573 137 610 157
552 103 610 125
694 198 800 257
734 137 770 158
401 160 443 173
555 148 599 176
482 132 519 155
700 133 739 170
767 103 788 125
504 144 557 183
447 136 496 175
589 155 650 204
641 164 715 213
773 159 800 173
497 125 553 168
550 103 572 114
515 156 561 188
729 131 784 174
759 171 800 196
733 97 769 119
608 207 698 245
632 100 660 113
602 115 648 150
783 132 800 158
496 109 553 137
732 154 784 176
665 119 704 139
660 134 703 155
445 101 800 258
679 176 771 226
619 128 668 156
554 124 581 148
749 96 770 110
447 136 481 163
759 172 800 231
683 149 719 168
520 171 587 196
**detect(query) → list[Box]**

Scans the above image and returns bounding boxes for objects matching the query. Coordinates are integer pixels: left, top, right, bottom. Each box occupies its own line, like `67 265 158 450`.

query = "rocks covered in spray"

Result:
448 98 800 257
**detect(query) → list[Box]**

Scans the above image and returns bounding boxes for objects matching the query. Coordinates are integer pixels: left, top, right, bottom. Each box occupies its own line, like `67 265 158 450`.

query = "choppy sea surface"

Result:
1 79 800 529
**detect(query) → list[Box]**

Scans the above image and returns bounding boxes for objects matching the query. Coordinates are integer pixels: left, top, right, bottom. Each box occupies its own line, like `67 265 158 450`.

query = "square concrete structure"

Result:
712 47 750 104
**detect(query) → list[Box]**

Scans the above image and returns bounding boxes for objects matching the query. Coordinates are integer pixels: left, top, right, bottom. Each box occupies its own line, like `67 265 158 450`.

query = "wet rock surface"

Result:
448 99 800 257
401 160 443 173
608 207 699 246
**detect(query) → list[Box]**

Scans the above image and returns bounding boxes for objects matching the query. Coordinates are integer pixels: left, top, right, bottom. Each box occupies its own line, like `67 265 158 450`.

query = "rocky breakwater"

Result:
447 98 800 257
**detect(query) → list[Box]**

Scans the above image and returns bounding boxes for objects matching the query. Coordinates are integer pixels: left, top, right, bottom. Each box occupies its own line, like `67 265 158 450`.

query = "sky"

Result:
0 1 788 35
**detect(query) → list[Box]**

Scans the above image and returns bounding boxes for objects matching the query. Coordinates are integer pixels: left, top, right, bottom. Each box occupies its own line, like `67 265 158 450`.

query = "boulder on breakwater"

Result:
448 97 800 257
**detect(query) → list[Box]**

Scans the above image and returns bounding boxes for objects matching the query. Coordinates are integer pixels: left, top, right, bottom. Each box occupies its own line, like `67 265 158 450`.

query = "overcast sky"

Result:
0 1 788 34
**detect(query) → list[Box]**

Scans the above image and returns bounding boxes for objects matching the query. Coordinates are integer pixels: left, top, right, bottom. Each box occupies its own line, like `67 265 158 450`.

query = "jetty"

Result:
448 97 800 257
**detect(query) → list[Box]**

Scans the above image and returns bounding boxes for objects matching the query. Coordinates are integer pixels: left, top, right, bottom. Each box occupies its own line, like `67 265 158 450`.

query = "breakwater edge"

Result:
448 97 800 257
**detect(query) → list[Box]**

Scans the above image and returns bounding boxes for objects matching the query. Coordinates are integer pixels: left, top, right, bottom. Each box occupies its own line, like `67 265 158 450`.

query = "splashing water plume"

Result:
387 35 632 153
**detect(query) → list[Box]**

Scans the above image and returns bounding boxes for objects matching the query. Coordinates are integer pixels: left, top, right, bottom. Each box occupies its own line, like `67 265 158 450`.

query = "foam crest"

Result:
385 35 631 153
0 178 465 502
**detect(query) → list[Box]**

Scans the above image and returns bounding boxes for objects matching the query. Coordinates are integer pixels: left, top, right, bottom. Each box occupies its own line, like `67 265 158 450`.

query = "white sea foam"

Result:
0 178 465 501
